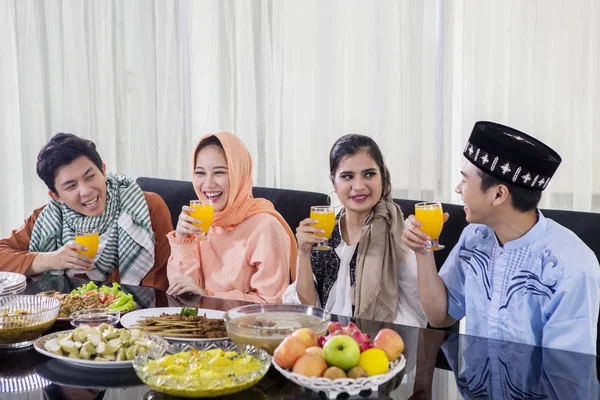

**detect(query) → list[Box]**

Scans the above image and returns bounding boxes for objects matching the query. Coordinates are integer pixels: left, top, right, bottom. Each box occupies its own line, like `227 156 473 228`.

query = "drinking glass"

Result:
74 230 99 259
190 199 214 241
414 202 445 251
310 206 336 251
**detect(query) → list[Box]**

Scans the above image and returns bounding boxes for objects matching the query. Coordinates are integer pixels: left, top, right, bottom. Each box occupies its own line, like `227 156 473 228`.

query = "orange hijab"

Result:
192 132 299 281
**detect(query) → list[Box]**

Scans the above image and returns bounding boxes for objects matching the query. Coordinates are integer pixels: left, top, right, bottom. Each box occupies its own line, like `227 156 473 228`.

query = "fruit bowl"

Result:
272 355 406 399
0 295 60 349
133 340 271 398
224 304 330 354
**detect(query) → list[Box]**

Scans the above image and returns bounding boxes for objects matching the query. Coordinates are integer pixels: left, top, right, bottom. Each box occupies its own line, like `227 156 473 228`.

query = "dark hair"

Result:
36 133 104 193
329 134 392 200
479 170 542 212
194 135 225 164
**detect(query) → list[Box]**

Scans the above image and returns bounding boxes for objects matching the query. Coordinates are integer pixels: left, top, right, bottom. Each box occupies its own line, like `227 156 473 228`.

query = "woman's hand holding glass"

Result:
308 206 335 251
175 205 203 238
295 218 327 255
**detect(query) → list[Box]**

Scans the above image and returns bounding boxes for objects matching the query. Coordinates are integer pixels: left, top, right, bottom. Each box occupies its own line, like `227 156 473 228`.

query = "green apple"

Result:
322 335 360 371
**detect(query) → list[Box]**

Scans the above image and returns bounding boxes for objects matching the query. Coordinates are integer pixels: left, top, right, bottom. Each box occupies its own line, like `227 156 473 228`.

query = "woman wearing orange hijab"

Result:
166 132 296 303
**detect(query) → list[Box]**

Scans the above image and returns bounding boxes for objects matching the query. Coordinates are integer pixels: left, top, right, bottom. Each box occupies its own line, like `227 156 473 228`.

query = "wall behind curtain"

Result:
1 0 599 237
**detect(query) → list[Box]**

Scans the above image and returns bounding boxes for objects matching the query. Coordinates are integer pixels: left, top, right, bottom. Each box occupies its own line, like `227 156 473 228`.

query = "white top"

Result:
283 227 427 328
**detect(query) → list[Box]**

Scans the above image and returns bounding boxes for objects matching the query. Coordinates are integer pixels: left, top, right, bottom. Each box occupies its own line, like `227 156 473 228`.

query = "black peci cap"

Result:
463 121 562 191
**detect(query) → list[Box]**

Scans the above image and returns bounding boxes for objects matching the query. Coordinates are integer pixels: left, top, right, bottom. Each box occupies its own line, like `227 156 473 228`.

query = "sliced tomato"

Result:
105 294 115 304
84 290 98 297
97 293 107 304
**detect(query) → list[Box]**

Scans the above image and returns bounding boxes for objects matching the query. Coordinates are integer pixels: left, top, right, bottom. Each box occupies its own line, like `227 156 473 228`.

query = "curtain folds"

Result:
1 0 598 236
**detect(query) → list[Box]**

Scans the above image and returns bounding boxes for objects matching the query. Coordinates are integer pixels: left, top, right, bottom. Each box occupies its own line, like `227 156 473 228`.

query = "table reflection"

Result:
8 275 596 400
443 334 600 400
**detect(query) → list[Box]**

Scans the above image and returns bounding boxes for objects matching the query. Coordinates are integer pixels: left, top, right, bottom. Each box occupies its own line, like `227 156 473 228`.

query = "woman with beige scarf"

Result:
283 135 426 327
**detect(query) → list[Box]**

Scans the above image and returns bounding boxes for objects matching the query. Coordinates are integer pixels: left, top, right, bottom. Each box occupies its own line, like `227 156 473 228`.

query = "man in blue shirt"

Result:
402 121 600 355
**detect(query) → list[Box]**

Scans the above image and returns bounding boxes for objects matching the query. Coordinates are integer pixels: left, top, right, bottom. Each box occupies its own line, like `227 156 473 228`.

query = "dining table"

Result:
1 275 598 400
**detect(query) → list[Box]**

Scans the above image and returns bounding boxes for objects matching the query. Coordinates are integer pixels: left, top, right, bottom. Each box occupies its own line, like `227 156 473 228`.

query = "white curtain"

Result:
1 0 599 238
442 0 600 211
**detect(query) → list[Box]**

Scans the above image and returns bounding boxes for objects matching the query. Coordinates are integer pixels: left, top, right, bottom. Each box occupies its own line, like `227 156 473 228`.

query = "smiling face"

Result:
193 145 230 212
49 156 107 217
332 150 383 215
455 161 498 224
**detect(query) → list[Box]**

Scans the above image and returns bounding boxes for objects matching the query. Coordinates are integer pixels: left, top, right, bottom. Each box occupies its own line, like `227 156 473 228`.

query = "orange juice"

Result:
75 232 99 259
415 203 444 240
190 201 214 233
310 208 336 239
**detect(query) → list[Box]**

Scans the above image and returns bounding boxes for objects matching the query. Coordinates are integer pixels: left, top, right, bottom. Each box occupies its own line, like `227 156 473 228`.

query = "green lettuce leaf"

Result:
70 281 99 295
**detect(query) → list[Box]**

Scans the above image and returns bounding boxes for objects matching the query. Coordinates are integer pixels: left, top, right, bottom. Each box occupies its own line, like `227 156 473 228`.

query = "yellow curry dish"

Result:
134 342 271 398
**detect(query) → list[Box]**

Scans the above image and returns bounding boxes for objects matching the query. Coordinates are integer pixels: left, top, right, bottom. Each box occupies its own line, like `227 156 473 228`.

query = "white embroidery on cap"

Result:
500 162 512 175
490 157 499 171
538 177 546 187
512 167 521 182
503 132 536 146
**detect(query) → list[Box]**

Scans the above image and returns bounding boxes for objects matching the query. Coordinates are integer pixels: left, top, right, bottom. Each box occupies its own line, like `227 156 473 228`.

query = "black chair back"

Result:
135 177 329 234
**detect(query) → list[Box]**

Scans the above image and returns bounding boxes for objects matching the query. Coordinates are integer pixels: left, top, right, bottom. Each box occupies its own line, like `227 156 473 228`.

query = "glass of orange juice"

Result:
414 202 445 251
190 199 214 241
74 230 99 262
310 206 336 251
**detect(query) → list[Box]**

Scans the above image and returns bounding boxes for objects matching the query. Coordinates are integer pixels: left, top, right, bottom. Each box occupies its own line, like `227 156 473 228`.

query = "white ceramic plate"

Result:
34 329 168 369
0 272 26 295
0 272 26 286
0 283 26 296
120 307 227 342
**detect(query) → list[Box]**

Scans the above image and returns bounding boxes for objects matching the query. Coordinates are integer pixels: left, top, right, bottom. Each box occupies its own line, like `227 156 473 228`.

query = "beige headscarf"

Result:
350 199 407 322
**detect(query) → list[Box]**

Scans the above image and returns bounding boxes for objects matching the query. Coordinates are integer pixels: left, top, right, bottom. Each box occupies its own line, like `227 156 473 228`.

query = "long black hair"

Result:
329 134 392 200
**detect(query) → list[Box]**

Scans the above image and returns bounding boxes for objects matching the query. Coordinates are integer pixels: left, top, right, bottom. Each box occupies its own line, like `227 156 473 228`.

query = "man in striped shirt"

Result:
0 133 173 290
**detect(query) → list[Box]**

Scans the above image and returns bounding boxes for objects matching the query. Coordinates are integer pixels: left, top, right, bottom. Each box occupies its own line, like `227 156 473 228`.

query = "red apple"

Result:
292 328 319 348
292 354 328 377
306 346 324 359
372 329 404 361
274 336 306 369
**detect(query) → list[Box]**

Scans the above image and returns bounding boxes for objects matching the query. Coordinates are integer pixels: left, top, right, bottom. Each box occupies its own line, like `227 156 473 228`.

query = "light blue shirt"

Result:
439 212 600 355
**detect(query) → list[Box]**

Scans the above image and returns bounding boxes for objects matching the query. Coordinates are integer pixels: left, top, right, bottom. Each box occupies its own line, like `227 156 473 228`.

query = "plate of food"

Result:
133 341 271 398
120 307 228 342
223 303 331 354
34 324 168 369
0 295 61 349
36 282 137 320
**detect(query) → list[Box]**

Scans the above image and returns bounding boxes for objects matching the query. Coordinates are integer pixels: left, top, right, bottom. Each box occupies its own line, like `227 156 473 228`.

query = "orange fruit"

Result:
358 348 389 376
